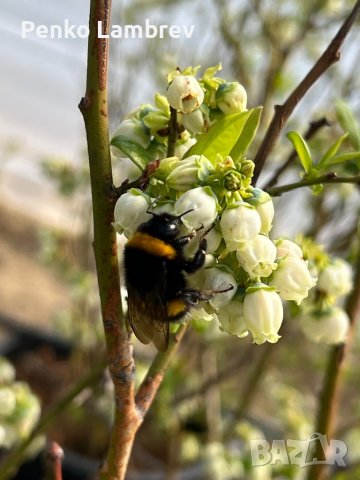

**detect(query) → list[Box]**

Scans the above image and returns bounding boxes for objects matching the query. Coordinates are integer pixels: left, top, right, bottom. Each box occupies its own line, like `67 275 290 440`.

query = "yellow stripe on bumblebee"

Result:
166 299 188 318
127 232 177 259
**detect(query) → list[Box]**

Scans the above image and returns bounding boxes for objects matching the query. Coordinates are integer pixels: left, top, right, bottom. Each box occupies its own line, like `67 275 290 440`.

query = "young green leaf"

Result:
184 110 254 162
336 100 360 150
287 131 313 174
317 133 348 169
230 107 262 160
324 151 360 166
111 135 151 170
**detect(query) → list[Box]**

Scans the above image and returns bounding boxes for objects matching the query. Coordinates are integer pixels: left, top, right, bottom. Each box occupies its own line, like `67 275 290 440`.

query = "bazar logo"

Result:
250 433 347 468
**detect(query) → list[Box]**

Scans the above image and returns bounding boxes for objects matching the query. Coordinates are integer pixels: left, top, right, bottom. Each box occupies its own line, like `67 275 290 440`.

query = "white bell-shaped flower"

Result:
113 189 152 238
174 186 218 230
269 256 316 305
301 307 350 345
220 203 261 251
243 286 283 345
317 259 352 298
275 238 303 259
236 234 277 279
217 298 249 338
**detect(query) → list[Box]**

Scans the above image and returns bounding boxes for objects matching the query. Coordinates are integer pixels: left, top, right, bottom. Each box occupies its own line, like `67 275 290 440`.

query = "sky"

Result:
0 1 90 227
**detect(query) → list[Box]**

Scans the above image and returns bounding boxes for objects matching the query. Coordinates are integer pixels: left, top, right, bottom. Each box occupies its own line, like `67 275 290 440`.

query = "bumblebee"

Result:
124 210 232 351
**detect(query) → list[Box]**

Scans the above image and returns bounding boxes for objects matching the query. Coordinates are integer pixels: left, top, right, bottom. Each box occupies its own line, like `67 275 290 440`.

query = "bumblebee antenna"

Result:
176 209 193 219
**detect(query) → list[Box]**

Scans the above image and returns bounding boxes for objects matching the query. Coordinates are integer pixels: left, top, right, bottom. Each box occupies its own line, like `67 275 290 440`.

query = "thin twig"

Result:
45 442 64 480
252 0 360 184
266 173 360 197
167 107 178 158
264 117 331 189
135 321 189 416
305 249 360 480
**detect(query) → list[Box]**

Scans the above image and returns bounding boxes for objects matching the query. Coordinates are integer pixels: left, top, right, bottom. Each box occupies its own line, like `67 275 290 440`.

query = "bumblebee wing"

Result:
127 283 169 352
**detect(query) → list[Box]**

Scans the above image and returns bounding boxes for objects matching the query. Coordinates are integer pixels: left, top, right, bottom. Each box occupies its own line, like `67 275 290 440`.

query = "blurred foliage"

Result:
0 357 43 454
7 0 360 478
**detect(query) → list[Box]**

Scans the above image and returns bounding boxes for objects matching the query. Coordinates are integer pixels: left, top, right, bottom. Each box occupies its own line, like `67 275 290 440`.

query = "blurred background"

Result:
0 0 360 479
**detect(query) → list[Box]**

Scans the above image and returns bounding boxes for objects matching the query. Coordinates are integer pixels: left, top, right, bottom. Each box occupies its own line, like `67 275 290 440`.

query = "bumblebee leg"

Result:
172 233 196 248
179 288 218 305
172 224 205 249
180 284 234 305
183 238 207 274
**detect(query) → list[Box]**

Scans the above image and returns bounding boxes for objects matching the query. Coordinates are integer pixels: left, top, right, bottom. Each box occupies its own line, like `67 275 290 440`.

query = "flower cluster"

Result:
0 357 41 449
112 65 317 346
295 237 353 345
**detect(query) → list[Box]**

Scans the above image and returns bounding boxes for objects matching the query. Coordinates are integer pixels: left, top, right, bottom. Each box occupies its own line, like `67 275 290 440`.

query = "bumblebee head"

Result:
139 210 193 240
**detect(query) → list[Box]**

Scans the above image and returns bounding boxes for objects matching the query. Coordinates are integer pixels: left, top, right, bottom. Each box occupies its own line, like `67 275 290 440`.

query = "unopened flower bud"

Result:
239 159 255 181
216 82 247 115
236 234 277 279
142 111 169 132
166 155 213 191
269 257 316 305
224 171 242 191
167 75 204 114
220 203 261 251
113 189 152 238
243 286 283 344
174 186 218 230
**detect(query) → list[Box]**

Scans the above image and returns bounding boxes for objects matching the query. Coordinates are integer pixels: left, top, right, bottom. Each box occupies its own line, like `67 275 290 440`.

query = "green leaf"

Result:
324 151 360 166
287 131 313 174
317 133 348 169
184 110 254 162
202 63 222 80
154 94 170 115
336 100 360 150
111 135 151 170
230 107 262 160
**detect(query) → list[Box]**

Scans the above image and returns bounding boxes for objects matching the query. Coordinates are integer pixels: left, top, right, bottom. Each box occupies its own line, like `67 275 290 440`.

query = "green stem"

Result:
305 249 360 480
135 322 189 416
79 1 138 478
0 362 105 480
266 173 360 197
167 107 178 157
